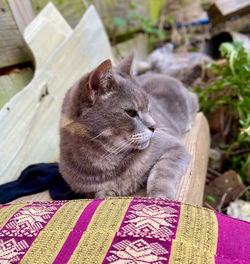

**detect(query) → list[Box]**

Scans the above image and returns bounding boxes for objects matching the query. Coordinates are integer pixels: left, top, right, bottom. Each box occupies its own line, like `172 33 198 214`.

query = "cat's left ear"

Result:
117 52 134 75
86 59 114 103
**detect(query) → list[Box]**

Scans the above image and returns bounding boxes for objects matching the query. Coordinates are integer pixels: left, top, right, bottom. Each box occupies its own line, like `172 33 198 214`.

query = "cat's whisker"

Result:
131 133 148 140
89 131 106 141
101 140 132 160
110 138 137 156
154 130 167 134
112 140 134 157
101 140 128 158
110 140 131 153
131 136 147 140
156 127 169 131
102 144 128 160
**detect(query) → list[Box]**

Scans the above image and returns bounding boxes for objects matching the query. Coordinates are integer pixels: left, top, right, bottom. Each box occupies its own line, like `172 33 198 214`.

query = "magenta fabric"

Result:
215 212 250 264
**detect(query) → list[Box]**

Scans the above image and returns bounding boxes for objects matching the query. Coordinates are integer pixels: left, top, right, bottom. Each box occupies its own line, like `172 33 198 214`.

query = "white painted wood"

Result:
0 3 113 184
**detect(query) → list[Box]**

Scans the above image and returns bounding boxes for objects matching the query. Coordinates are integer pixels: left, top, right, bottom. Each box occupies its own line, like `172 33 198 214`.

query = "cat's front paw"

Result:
147 189 175 200
95 190 117 199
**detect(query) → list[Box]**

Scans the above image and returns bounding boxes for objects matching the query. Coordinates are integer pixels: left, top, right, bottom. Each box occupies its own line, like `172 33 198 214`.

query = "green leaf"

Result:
149 36 158 44
113 17 127 27
125 13 136 20
129 3 137 10
205 195 216 202
157 30 165 40
165 15 174 25
243 65 250 72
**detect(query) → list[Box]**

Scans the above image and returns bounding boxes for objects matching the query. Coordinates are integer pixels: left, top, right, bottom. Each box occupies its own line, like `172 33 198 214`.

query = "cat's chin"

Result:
135 140 150 150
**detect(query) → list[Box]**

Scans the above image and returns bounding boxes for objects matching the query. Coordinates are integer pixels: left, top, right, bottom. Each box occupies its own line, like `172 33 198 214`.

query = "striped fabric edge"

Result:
0 201 67 264
101 197 181 264
53 199 103 264
169 203 218 264
19 200 91 264
67 198 133 264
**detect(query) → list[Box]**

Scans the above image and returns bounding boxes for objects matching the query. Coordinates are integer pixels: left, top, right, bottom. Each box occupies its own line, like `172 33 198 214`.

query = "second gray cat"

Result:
59 53 199 199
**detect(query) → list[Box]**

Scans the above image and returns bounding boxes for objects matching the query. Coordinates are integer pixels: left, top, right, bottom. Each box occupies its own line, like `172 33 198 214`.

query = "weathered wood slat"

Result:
0 0 32 68
176 112 209 205
11 190 52 203
0 3 113 185
207 0 250 25
24 2 72 68
8 0 35 33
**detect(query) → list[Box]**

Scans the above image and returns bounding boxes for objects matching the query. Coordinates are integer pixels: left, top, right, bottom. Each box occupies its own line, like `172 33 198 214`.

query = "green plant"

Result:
112 4 166 47
194 42 250 181
125 12 166 45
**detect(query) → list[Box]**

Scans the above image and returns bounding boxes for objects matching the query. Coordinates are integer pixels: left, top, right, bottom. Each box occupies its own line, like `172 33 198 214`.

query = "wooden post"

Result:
0 0 32 68
8 0 35 33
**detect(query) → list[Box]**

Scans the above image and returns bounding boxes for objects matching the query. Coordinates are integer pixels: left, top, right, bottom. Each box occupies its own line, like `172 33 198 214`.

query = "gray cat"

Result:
59 53 198 199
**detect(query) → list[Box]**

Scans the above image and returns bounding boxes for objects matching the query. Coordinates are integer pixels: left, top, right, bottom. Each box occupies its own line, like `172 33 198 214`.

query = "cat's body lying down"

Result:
59 54 198 199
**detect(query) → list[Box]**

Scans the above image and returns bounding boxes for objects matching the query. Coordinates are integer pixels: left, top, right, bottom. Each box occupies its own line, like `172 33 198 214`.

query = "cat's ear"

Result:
117 52 134 75
86 59 114 103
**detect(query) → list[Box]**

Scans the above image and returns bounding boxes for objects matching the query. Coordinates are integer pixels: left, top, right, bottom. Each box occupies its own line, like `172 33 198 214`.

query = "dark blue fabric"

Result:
0 163 85 203
49 177 85 200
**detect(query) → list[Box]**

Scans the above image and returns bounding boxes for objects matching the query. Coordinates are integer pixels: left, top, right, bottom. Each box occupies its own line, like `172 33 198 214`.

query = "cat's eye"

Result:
125 109 137 118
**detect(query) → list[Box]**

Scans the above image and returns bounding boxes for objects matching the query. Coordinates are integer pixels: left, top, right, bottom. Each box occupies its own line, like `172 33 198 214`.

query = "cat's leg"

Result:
147 142 190 199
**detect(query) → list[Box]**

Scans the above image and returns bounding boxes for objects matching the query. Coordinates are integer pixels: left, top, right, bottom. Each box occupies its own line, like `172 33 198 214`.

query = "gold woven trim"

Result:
68 198 132 264
20 200 91 264
169 203 218 264
60 115 89 137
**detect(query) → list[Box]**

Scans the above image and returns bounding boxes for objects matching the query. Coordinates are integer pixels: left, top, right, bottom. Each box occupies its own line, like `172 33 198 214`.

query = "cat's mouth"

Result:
129 131 153 150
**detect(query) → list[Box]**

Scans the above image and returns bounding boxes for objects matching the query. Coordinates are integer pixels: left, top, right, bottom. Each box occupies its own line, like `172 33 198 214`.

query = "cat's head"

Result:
65 53 156 153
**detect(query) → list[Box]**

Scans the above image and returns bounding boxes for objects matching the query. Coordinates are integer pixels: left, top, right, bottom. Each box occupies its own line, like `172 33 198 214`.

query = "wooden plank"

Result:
0 67 33 109
10 190 52 203
8 0 35 33
175 112 210 205
207 0 250 25
0 3 113 185
0 0 32 68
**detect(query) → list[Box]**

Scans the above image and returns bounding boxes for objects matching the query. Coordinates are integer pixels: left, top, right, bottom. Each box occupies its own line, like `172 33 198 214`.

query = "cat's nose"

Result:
148 124 156 132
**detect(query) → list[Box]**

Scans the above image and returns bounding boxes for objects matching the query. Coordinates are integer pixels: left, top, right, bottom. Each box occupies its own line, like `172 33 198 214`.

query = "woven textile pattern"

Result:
0 197 249 264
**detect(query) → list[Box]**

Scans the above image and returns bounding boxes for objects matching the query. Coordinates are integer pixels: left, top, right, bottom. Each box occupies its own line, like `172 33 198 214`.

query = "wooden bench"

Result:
0 3 209 206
